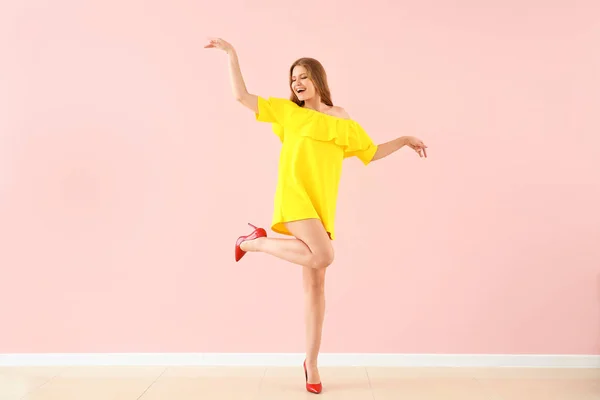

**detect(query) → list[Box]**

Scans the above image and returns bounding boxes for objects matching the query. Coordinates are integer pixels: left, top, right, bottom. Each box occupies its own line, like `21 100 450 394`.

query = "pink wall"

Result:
1 0 599 355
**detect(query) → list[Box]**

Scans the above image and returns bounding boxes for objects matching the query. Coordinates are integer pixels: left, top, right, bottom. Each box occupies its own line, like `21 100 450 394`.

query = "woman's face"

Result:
291 65 317 102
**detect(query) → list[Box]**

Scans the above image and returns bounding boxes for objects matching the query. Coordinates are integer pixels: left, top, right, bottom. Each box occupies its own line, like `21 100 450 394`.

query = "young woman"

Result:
205 37 427 394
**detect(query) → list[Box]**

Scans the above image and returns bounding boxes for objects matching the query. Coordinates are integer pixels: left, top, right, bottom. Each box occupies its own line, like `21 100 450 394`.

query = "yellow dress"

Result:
255 96 378 240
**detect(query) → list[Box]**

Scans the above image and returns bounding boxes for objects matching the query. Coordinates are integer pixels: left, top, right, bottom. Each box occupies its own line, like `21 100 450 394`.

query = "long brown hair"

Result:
289 57 333 107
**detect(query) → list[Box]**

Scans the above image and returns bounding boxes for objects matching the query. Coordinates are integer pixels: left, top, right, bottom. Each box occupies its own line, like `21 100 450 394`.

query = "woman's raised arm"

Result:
205 37 258 113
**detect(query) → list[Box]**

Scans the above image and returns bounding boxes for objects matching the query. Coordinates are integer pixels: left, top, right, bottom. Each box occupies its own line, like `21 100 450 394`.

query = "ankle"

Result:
305 358 318 368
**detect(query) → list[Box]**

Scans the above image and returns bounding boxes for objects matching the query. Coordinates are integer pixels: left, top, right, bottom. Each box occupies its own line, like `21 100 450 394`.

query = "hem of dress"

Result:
271 219 334 241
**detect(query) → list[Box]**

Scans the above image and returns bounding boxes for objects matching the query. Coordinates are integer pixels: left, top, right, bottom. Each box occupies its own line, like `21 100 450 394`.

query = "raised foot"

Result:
235 223 267 262
240 236 265 252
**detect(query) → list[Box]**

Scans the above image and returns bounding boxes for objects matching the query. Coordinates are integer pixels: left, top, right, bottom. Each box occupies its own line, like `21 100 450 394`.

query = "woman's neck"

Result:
303 97 330 112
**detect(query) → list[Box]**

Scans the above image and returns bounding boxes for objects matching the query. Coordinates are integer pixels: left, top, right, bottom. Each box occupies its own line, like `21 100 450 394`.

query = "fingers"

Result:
204 37 233 54
417 141 427 158
204 37 223 49
414 143 427 158
407 136 428 158
410 144 422 157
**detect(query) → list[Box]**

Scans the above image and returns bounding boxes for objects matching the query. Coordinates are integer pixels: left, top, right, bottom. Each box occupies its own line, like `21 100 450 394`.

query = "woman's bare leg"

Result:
240 219 334 270
302 266 327 385
240 236 314 266
241 219 333 385
284 219 333 385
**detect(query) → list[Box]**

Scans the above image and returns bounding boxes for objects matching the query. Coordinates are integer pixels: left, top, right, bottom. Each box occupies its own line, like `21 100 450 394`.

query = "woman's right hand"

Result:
204 37 234 54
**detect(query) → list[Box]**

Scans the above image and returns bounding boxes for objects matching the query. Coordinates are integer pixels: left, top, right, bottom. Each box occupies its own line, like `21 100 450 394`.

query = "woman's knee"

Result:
283 219 334 269
309 247 334 269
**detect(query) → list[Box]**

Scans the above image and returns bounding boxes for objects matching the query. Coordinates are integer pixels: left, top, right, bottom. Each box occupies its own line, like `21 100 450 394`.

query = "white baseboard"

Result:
0 353 598 368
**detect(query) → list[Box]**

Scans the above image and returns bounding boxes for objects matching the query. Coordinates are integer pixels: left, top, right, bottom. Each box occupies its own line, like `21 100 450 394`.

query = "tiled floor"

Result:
0 366 598 400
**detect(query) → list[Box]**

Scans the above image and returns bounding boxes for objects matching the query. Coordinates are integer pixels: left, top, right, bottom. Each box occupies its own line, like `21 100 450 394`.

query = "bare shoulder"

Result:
330 105 351 120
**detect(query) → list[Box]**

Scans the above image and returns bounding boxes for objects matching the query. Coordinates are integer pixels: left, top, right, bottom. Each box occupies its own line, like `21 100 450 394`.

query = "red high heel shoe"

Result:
235 223 267 262
303 360 322 394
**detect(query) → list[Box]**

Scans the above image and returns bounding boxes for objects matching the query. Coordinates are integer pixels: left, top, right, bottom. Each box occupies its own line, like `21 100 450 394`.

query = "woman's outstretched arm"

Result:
336 108 428 162
205 37 258 113
372 136 428 161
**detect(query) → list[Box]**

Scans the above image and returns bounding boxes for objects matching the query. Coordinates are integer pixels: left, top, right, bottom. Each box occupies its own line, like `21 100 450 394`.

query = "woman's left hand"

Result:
403 136 428 158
